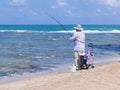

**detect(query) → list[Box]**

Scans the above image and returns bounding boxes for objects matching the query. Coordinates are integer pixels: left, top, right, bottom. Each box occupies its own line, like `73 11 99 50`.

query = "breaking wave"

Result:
0 29 120 33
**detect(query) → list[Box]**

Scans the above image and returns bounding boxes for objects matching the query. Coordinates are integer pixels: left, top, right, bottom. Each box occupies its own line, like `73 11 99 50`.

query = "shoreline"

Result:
0 60 119 84
0 61 115 84
0 64 70 84
0 61 120 90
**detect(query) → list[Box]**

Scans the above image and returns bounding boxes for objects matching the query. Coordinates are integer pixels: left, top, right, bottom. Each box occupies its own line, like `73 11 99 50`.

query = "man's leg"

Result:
79 56 84 70
74 52 79 70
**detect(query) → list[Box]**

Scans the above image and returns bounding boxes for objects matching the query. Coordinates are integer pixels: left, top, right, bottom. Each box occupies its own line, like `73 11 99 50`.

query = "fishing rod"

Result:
48 14 72 37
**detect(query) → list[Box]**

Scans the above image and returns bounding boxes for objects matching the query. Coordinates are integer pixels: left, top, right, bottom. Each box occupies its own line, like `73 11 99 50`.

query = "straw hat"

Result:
74 24 82 31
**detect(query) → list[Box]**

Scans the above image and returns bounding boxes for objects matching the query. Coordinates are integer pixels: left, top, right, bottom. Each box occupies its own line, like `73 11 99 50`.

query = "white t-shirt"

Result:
70 31 85 52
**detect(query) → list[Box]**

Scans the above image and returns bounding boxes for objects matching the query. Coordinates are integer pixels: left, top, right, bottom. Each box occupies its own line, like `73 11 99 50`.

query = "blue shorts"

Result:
83 59 87 64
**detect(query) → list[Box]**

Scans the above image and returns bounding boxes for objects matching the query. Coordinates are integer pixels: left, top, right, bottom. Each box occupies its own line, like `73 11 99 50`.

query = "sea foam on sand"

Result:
0 62 120 90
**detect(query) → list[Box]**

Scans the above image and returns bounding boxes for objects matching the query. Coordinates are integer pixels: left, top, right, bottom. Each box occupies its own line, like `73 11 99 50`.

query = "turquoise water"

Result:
0 25 120 31
0 25 120 78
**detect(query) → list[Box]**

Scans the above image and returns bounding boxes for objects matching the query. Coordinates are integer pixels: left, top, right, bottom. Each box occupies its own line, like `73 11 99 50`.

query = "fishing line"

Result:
47 14 72 37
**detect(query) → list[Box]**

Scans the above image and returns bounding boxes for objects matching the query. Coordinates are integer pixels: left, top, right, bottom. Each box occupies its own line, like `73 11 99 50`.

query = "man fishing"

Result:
70 25 85 70
48 15 85 70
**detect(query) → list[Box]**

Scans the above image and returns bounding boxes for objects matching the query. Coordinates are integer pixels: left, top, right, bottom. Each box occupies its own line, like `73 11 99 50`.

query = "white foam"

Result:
70 63 76 72
47 29 120 34
0 30 28 33
0 29 120 34
84 29 120 33
55 29 120 34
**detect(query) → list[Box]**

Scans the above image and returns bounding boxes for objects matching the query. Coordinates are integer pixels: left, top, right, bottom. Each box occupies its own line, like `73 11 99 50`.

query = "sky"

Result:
0 0 120 24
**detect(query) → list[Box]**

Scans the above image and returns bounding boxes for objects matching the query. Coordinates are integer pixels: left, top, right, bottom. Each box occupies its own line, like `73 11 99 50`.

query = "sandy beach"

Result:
0 62 119 90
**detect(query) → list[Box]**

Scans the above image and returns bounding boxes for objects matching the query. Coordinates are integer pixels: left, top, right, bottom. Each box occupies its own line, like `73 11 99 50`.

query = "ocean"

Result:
0 25 120 79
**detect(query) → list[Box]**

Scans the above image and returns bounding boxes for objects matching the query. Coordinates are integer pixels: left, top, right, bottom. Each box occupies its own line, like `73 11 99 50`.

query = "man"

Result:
70 24 85 70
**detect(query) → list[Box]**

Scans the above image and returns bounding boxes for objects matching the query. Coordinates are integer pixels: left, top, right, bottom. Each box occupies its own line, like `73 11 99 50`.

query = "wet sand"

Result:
0 62 120 90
